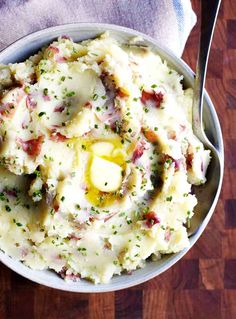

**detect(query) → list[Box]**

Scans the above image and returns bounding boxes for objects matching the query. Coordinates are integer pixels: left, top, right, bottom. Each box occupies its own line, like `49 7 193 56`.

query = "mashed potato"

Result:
0 33 210 283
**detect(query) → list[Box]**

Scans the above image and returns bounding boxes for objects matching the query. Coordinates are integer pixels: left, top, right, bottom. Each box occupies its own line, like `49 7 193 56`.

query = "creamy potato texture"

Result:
0 34 210 283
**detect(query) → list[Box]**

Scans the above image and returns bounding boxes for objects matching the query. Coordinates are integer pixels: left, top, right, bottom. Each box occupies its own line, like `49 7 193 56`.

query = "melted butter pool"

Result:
82 138 127 207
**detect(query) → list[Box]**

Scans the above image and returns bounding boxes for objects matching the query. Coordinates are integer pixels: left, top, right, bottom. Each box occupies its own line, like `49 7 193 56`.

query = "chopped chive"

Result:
5 205 11 212
66 91 75 97
43 88 48 95
16 222 23 227
34 170 41 177
0 192 6 201
38 112 46 117
32 190 42 198
93 93 98 101
24 86 30 93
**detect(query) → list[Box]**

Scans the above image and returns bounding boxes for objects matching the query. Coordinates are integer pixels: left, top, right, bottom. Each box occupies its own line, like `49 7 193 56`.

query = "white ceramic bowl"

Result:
0 23 224 292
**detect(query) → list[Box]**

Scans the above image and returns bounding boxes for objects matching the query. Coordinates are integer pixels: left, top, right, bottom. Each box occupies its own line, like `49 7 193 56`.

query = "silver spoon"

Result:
189 0 223 236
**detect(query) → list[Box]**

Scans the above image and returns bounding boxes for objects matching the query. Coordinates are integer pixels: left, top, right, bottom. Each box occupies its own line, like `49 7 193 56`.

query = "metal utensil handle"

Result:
192 0 222 139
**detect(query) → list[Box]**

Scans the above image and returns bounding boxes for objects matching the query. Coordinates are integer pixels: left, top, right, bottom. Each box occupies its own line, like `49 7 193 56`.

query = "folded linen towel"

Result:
0 0 196 56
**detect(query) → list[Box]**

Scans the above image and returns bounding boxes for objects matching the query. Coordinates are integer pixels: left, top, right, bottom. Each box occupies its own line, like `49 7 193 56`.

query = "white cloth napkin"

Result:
0 0 196 56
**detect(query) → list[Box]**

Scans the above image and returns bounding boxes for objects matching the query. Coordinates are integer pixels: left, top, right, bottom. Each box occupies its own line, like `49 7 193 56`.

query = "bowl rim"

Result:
0 22 224 293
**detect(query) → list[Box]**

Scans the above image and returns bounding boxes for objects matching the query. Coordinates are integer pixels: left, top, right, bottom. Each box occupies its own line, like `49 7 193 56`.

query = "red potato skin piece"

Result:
84 101 92 109
43 95 51 102
168 130 177 141
54 105 65 113
50 132 68 142
19 136 44 157
141 90 164 108
104 212 117 222
165 228 171 241
58 265 81 281
53 204 59 212
56 56 67 63
68 234 81 241
142 128 158 143
132 141 146 163
116 89 129 98
144 211 160 228
59 268 81 281
48 46 60 54
163 154 184 171
186 152 194 170
3 188 17 197
0 103 16 118
0 88 25 118
47 46 67 63
61 35 72 40
26 94 37 110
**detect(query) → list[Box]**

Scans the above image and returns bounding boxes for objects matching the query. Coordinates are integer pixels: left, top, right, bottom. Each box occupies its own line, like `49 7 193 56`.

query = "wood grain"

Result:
0 0 235 318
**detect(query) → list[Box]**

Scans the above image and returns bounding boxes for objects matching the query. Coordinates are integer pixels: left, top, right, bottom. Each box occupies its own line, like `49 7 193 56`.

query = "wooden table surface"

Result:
0 0 235 318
